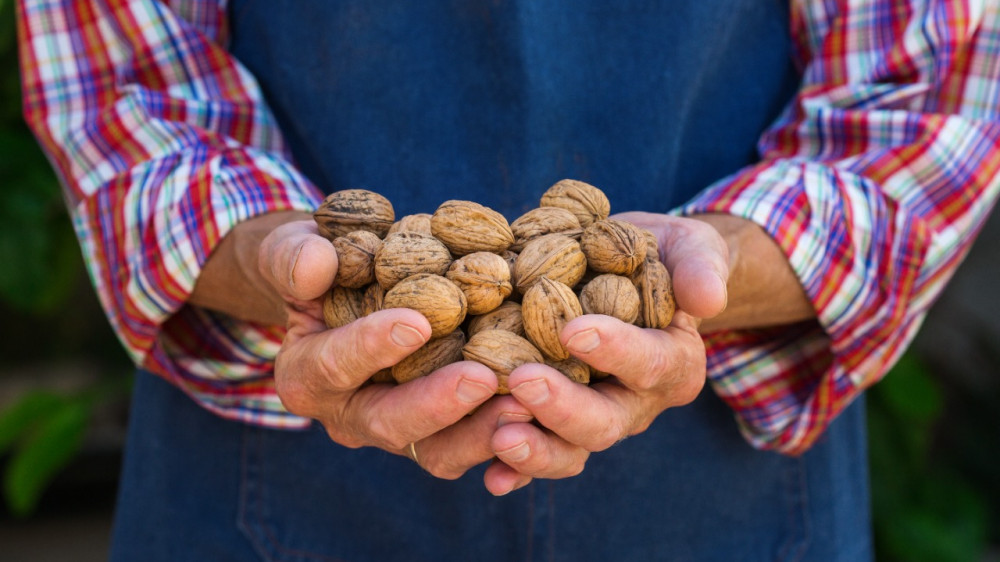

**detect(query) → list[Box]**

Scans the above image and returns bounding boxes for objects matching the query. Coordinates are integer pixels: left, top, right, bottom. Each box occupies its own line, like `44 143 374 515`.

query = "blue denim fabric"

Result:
109 2 875 560
111 370 871 561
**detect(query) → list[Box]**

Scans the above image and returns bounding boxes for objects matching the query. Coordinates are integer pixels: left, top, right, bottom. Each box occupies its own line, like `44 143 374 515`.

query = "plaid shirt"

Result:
17 0 1000 454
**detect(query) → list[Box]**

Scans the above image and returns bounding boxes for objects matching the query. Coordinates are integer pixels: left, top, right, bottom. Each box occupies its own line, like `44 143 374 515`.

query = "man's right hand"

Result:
258 218 530 479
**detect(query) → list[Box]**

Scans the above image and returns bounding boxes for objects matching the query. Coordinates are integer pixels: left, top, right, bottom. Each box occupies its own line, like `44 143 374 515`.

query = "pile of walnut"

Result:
313 179 675 394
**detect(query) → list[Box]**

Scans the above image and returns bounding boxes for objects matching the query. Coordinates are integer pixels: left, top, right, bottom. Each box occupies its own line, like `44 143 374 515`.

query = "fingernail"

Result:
497 442 530 463
456 378 493 403
566 329 600 354
390 323 426 347
497 412 533 428
511 379 549 405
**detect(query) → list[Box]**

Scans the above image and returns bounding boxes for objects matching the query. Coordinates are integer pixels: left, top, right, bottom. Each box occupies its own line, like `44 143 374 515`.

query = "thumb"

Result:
259 220 339 302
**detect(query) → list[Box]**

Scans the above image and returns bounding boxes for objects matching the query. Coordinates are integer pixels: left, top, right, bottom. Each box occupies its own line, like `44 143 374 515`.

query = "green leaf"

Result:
3 397 91 517
0 390 65 455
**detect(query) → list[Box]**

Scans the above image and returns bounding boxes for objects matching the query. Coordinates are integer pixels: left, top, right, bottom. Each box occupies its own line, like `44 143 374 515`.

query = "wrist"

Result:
689 213 813 333
189 210 313 326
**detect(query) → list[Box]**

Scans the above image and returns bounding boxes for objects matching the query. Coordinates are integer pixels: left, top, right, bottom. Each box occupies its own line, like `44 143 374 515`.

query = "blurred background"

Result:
0 2 998 560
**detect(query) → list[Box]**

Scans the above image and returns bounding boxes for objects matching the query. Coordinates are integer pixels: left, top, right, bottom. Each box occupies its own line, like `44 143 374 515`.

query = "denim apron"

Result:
109 2 873 560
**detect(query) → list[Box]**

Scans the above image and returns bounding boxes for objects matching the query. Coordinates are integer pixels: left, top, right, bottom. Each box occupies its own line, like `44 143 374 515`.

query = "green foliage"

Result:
0 379 130 517
867 353 993 562
0 1 127 519
0 0 84 316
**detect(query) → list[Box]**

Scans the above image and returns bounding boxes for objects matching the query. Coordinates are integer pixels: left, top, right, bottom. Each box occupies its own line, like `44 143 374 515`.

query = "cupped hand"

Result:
259 219 531 479
482 213 730 495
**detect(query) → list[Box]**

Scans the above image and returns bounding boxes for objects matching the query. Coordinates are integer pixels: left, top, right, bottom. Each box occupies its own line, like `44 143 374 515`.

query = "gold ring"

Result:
407 442 419 464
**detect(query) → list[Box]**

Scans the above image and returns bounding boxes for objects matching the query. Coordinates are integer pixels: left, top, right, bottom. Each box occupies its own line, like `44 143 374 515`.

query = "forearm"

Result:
692 213 813 333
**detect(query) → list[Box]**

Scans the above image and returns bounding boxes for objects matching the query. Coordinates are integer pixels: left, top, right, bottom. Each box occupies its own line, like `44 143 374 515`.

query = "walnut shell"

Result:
462 329 544 394
332 230 382 288
545 357 591 385
509 207 583 252
522 277 583 361
467 301 524 338
369 369 395 384
579 274 640 324
387 213 433 237
446 252 513 315
322 286 365 329
512 233 587 293
392 330 466 384
382 273 467 338
361 282 386 317
642 228 660 263
314 189 395 240
580 219 647 276
430 200 514 256
539 179 610 228
374 232 453 290
631 260 676 329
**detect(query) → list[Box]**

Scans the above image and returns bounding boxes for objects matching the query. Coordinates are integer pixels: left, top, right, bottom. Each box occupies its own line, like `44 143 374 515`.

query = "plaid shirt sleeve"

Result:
681 0 1000 454
17 0 322 428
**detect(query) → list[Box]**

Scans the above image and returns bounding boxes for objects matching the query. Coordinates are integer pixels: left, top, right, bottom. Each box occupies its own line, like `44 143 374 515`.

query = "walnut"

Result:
509 207 583 252
361 282 386 317
579 219 647 276
322 286 365 329
374 232 453 290
522 277 583 361
462 329 544 394
539 179 610 228
466 300 525 338
579 274 640 324
382 273 467 338
314 189 395 240
631 260 676 329
387 213 433 237
512 233 587 294
545 357 591 385
392 330 466 383
446 252 513 315
430 200 514 256
332 230 382 288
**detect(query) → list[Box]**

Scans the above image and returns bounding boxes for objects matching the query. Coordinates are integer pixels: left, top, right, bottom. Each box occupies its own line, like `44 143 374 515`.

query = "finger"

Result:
410 395 532 480
562 314 704 404
259 220 339 302
507 362 634 451
483 459 533 496
613 212 729 319
490 417 590 479
274 308 432 418
337 360 499 451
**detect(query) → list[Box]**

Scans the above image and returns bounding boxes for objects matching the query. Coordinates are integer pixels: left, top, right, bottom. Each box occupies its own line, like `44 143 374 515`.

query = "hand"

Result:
259 219 533 479
482 214 729 495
